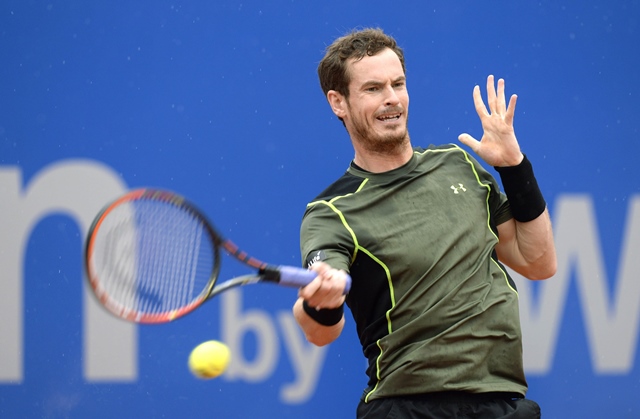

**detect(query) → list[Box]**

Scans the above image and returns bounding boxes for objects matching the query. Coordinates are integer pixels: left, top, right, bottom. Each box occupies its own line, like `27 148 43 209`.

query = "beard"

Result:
348 107 410 155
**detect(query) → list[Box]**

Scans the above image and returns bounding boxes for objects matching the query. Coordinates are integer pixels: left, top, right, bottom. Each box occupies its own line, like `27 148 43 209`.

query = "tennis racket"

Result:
84 188 351 324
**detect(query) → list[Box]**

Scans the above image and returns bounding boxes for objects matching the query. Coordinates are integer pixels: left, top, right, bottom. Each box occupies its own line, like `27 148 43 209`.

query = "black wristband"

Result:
495 154 546 222
302 300 344 326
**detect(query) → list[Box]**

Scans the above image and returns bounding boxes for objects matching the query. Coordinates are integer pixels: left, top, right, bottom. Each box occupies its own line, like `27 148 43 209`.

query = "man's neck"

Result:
352 145 414 173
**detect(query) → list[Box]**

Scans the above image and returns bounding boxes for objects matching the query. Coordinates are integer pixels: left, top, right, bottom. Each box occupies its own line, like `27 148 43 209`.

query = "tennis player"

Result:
293 28 556 418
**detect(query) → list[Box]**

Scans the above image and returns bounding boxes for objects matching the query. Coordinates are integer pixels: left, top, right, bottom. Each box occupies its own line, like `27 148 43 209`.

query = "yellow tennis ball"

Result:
188 340 231 379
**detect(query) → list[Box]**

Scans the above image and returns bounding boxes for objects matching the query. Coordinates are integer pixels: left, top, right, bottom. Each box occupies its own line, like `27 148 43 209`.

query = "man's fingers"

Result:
299 265 348 309
505 94 518 126
298 275 322 299
497 78 506 114
458 133 479 152
472 85 489 117
486 75 496 113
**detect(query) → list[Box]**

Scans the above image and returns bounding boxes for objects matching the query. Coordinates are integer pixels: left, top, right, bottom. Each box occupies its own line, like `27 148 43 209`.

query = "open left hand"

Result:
458 75 524 167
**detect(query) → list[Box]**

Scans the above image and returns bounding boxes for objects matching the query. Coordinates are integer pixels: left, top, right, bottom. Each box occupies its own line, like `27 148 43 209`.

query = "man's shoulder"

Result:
412 143 474 166
309 170 364 203
413 143 463 154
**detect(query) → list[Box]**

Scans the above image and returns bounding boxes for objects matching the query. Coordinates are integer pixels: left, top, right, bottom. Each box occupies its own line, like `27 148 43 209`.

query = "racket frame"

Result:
84 188 314 324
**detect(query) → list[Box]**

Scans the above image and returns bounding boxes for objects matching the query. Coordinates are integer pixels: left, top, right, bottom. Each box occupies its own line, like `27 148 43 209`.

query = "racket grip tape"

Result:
262 266 352 294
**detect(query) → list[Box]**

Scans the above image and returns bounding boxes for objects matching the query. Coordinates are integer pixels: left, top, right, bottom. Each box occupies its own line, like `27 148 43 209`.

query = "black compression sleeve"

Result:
495 154 547 222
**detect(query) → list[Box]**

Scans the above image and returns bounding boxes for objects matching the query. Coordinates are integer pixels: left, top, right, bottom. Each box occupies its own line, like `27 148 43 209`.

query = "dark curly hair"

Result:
318 28 406 99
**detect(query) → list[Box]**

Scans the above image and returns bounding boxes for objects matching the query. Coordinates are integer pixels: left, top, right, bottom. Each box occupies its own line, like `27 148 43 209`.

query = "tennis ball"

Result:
188 340 231 379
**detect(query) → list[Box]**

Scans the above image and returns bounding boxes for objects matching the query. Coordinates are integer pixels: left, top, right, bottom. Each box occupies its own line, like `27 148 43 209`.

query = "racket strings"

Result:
92 200 215 316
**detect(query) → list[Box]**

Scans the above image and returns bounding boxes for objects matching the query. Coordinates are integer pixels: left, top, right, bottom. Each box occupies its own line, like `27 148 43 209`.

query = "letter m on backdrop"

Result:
0 161 136 383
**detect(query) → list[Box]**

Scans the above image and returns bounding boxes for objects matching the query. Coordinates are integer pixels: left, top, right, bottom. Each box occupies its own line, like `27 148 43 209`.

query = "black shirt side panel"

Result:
347 251 393 388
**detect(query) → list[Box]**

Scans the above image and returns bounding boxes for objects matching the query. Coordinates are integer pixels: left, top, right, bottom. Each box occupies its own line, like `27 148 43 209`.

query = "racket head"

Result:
84 189 222 324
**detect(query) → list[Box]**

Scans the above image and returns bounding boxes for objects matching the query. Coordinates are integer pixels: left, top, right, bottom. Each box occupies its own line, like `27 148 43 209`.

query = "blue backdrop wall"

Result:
1 1 639 418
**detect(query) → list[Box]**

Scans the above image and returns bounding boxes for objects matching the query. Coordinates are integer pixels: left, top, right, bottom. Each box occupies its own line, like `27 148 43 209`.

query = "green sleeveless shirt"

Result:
300 144 527 402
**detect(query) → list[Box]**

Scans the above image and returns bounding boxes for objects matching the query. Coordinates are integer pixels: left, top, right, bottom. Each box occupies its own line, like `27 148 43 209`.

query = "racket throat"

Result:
258 266 282 283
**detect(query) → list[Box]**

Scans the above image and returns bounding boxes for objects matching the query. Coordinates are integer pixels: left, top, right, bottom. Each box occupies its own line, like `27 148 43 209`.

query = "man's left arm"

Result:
495 206 556 280
458 74 557 280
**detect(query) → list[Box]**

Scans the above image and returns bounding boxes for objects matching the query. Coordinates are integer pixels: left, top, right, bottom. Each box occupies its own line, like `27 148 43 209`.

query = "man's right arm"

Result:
293 298 345 346
292 261 349 346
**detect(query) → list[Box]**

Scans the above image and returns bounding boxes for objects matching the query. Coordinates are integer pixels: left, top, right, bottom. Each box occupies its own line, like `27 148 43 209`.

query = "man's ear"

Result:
327 90 347 119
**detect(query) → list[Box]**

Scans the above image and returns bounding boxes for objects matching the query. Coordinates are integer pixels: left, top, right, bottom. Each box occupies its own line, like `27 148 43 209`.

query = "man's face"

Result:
341 48 409 153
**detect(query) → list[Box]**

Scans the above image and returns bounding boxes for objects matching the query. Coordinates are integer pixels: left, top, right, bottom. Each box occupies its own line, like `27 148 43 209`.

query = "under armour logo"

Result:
451 183 467 194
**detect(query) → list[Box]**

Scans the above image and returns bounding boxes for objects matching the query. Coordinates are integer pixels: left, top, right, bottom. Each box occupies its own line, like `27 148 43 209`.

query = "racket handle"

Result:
263 265 352 294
